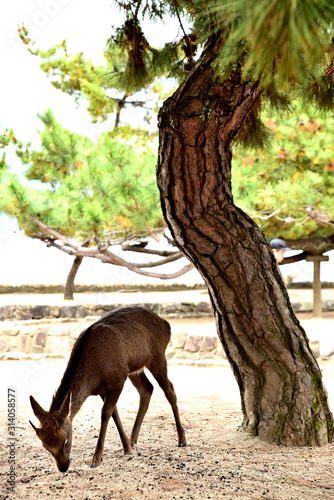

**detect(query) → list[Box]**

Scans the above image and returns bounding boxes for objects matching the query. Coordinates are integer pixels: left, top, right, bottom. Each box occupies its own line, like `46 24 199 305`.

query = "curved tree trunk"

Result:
63 256 84 300
63 239 90 300
157 37 333 445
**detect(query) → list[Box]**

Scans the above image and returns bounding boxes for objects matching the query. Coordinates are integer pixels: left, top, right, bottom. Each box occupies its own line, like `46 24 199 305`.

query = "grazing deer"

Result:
29 306 186 472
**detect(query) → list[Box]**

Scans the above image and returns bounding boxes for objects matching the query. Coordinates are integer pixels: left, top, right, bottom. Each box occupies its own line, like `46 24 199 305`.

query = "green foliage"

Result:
8 8 334 248
18 29 172 125
0 113 163 241
105 1 199 90
18 30 116 123
103 0 334 149
232 104 334 239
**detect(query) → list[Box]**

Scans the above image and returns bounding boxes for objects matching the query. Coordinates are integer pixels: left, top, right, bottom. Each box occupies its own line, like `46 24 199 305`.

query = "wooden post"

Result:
305 255 329 317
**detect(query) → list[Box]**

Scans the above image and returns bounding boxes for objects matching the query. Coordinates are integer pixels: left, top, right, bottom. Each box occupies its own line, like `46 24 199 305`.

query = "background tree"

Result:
18 27 170 128
102 0 334 445
232 105 334 260
0 35 195 299
0 111 196 290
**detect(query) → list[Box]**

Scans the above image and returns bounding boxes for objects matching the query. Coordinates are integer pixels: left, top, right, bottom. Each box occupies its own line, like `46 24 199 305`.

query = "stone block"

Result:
34 329 47 348
49 306 60 318
195 301 211 313
164 304 178 314
59 306 78 318
1 323 19 336
31 345 44 354
215 346 227 359
172 334 187 349
77 306 90 318
19 326 35 337
165 347 176 360
31 305 49 319
0 336 10 352
15 306 32 320
185 334 201 352
8 336 18 349
20 334 33 353
199 352 217 360
3 305 16 320
201 335 218 351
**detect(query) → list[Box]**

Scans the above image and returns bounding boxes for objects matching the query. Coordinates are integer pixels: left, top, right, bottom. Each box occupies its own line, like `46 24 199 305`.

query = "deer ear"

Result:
29 419 39 434
30 395 47 423
58 392 71 421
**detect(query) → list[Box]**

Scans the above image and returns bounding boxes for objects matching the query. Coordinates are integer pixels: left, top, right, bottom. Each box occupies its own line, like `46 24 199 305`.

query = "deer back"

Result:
71 306 171 375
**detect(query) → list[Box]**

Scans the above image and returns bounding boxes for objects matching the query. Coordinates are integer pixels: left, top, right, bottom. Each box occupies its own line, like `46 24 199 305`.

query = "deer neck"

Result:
49 360 90 420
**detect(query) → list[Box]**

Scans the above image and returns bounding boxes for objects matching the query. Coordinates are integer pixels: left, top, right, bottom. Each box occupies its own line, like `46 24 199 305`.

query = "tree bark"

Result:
63 239 90 300
157 37 334 445
63 256 84 300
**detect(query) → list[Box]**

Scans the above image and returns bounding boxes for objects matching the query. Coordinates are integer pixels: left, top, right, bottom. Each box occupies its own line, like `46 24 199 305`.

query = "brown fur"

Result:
30 306 186 472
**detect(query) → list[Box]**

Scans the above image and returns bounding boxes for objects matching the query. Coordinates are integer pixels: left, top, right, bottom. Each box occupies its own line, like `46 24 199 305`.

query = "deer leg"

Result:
128 369 154 447
92 387 123 467
147 359 186 447
112 406 132 455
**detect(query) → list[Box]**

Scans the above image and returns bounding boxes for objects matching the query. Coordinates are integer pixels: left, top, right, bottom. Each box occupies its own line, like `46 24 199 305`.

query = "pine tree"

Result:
0 112 190 292
232 104 334 246
102 0 334 445
0 38 192 298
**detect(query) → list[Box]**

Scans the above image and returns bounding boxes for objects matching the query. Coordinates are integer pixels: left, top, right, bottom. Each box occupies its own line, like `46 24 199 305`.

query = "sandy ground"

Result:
1 361 334 500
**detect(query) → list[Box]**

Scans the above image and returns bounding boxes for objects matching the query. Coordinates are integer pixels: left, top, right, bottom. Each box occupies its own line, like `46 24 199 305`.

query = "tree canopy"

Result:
232 106 334 241
1 10 334 285
1 111 161 240
0 111 195 280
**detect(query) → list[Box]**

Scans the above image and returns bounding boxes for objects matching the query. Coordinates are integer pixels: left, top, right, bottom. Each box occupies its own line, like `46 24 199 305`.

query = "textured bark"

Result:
157 37 334 445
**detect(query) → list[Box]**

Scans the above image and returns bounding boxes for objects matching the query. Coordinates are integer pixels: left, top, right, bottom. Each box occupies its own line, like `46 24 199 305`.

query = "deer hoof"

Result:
91 457 102 467
178 441 187 447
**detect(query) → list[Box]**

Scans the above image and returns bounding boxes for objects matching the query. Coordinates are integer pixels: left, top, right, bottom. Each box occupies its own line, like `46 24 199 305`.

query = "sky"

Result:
0 0 333 286
1 0 111 144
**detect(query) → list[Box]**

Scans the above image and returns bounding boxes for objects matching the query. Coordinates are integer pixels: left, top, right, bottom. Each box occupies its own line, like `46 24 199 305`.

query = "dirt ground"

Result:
1 362 334 500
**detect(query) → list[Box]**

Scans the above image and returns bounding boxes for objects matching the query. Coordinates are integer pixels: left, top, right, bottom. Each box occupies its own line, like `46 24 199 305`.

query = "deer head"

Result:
29 392 73 473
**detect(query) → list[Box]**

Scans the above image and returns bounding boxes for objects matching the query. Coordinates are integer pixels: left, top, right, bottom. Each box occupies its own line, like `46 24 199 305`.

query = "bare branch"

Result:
29 216 194 279
122 242 179 256
132 251 184 268
280 252 306 265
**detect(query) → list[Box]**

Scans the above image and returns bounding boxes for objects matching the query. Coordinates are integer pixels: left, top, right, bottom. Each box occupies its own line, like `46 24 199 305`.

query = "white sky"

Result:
1 1 111 144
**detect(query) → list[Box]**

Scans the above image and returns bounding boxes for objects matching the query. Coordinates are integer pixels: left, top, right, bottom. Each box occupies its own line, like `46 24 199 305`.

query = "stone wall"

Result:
0 301 213 322
0 283 207 295
2 282 334 295
0 317 227 363
0 300 222 362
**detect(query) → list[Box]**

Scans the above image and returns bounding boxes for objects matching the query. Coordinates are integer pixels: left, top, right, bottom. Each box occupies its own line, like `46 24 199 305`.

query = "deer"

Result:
29 306 186 472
